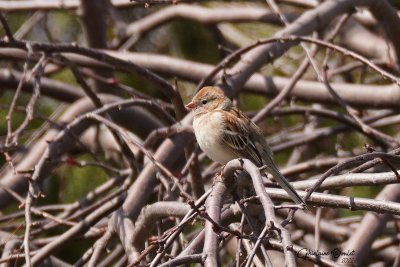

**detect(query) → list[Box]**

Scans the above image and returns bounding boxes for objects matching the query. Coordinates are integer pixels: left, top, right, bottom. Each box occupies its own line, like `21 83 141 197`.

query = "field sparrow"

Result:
186 86 307 209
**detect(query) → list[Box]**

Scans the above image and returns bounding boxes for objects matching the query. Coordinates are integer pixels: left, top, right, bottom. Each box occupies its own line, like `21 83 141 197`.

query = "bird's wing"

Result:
220 108 264 166
220 108 308 208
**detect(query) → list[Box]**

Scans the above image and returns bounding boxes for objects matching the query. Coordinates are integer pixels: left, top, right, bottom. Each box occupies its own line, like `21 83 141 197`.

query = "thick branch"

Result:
228 0 400 92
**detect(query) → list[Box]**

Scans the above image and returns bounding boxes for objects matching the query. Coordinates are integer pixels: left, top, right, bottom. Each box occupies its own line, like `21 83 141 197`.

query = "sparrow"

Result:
186 86 307 209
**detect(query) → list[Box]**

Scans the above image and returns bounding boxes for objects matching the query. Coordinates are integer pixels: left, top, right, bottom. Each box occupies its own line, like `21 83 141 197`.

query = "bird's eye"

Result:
201 99 208 105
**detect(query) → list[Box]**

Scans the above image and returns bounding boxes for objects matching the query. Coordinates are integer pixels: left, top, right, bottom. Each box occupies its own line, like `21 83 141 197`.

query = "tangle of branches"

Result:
0 0 400 266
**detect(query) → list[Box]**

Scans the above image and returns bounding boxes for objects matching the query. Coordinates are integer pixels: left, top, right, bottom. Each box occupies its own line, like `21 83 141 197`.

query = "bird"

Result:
186 86 308 209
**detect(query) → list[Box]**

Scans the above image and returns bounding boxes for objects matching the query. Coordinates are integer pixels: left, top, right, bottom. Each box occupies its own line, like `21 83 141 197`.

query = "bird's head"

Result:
186 86 232 116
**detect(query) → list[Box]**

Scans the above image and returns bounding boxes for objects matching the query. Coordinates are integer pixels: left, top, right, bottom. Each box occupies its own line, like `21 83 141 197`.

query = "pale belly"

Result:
193 112 235 164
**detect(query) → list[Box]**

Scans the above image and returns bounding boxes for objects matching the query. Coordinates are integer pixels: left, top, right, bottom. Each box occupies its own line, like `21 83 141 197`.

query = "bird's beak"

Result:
186 101 196 110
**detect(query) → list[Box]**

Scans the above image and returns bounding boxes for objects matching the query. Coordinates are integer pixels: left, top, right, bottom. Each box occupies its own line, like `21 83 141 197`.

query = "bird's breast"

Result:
193 112 235 164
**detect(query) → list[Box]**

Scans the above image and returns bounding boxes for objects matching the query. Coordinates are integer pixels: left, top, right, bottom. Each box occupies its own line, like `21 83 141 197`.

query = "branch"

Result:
2 47 400 109
228 0 400 92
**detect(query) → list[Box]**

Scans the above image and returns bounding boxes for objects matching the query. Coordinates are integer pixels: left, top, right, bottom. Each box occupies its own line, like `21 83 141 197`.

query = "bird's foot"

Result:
258 165 268 172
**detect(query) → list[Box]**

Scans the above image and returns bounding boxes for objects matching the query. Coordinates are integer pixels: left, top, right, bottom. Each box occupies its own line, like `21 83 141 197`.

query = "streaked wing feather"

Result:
221 109 264 166
219 108 308 208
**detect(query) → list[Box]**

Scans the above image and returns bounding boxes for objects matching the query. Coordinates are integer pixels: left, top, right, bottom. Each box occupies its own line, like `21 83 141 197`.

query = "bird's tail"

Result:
264 156 309 211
